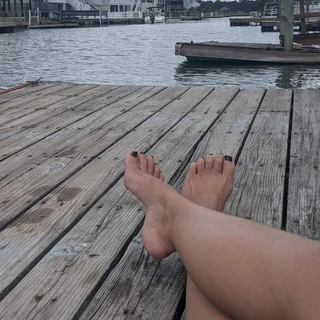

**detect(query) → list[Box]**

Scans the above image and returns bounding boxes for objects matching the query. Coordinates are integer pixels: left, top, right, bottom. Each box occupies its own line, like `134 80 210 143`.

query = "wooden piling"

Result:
300 0 306 34
279 0 294 51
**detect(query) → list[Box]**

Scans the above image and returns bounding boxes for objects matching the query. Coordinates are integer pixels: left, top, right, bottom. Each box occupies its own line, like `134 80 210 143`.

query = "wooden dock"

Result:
0 82 319 319
0 22 28 33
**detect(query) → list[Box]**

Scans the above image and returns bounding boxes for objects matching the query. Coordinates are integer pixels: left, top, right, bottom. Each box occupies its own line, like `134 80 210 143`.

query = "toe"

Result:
154 165 161 179
185 162 197 180
147 155 155 176
124 150 140 190
196 158 205 173
125 150 139 172
223 155 235 185
213 153 224 174
138 153 148 174
205 154 214 170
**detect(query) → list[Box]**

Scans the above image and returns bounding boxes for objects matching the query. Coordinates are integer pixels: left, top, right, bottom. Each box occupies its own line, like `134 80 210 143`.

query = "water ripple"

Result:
1 18 320 89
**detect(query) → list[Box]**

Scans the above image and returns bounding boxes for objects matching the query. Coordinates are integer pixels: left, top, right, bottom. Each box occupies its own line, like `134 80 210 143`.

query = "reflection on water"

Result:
0 18 320 89
175 61 320 89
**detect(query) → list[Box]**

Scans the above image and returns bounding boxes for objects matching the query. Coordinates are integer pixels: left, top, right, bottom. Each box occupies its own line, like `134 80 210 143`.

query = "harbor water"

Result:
1 17 320 89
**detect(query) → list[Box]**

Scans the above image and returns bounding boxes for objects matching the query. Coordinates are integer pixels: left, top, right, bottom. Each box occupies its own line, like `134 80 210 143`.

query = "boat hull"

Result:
175 42 320 64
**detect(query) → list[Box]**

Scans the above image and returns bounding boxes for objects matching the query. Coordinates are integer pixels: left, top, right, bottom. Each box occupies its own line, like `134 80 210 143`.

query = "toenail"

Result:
209 153 213 155
225 155 233 162
131 151 138 158
150 155 154 158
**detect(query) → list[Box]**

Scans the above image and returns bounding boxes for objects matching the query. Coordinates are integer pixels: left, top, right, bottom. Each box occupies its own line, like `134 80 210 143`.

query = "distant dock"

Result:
0 10 144 33
0 22 28 33
230 15 320 32
0 81 319 319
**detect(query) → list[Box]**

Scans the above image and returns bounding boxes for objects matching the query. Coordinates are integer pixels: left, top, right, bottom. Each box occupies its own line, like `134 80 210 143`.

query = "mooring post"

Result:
279 0 284 46
306 0 309 25
36 7 40 23
279 0 294 51
300 0 306 34
99 10 102 27
28 9 31 28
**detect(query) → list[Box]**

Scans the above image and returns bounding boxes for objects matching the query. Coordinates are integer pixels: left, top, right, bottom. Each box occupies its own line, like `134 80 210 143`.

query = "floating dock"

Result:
230 16 277 26
230 16 320 33
0 82 319 319
29 23 80 29
0 22 28 33
175 41 320 64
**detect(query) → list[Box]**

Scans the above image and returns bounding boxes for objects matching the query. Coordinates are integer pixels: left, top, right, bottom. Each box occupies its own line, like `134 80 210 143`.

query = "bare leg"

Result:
182 154 235 320
134 152 233 319
124 150 320 320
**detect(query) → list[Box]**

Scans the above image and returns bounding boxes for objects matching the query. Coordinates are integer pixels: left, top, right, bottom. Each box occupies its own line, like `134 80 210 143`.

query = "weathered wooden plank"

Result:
80 89 266 320
0 84 120 139
0 84 118 143
0 83 79 115
0 83 97 126
0 88 239 320
225 89 292 227
0 85 139 159
287 89 320 239
0 86 189 229
81 236 185 320
0 82 59 104
0 86 164 189
0 83 30 96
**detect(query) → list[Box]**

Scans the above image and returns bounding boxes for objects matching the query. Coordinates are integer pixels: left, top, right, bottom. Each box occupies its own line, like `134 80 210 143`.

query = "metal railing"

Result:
1 9 143 24
264 1 320 16
67 0 92 10
1 10 28 21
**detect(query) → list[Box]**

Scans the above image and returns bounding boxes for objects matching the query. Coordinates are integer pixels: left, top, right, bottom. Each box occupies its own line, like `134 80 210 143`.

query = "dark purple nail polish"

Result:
209 153 213 155
131 151 138 158
225 155 233 162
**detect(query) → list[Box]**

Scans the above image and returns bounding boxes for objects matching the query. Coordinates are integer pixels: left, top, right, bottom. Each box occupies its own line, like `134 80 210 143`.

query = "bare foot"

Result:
182 154 235 212
124 150 184 259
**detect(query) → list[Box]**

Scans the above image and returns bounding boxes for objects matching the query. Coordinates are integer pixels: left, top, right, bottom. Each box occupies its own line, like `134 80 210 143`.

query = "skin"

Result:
181 153 235 320
124 150 320 320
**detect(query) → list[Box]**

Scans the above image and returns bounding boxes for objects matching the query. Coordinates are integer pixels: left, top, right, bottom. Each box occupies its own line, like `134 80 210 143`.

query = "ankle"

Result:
166 194 197 250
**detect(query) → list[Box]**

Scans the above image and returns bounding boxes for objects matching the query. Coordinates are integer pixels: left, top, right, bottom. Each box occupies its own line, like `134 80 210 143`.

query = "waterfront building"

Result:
1 0 29 11
1 0 198 18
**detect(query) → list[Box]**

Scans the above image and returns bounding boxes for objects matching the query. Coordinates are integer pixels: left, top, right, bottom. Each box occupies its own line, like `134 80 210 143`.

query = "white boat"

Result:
155 14 165 23
145 14 165 24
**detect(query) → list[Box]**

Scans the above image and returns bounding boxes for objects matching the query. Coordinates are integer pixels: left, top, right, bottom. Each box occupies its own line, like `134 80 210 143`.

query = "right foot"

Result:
124 150 185 259
181 154 235 211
